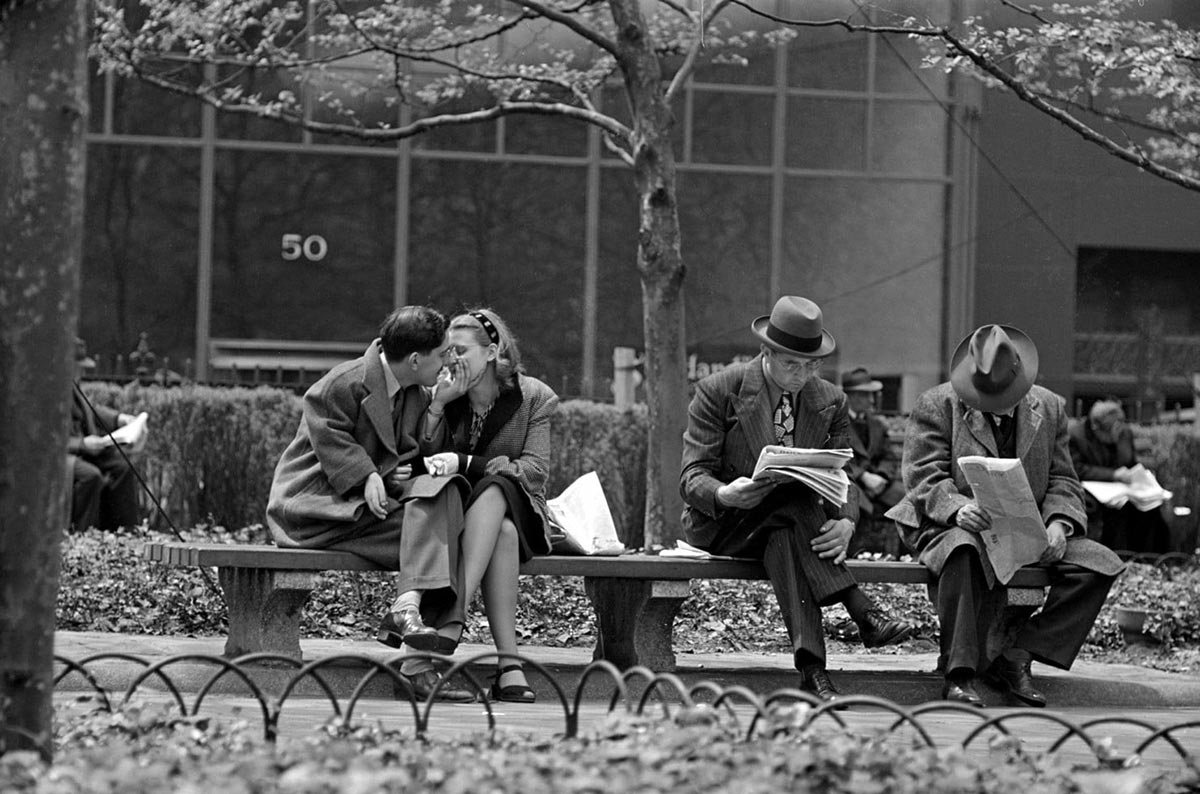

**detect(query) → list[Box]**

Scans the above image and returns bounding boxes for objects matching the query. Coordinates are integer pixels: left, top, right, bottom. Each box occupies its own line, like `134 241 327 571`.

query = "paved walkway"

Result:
56 630 1200 708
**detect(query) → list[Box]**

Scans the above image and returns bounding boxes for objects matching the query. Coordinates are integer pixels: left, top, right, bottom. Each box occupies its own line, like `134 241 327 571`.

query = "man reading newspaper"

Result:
888 325 1123 708
681 295 913 705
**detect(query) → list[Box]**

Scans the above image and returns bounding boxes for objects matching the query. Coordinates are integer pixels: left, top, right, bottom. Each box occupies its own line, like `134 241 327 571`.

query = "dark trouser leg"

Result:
94 448 139 530
1099 506 1131 553
1014 565 1116 670
936 546 1003 675
709 484 856 670
71 455 103 533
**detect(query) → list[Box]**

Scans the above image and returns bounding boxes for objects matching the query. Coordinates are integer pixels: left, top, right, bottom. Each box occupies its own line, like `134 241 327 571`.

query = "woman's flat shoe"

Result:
376 609 440 651
489 663 535 704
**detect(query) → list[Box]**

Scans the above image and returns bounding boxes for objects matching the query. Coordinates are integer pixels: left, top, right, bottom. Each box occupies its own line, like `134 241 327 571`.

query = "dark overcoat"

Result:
266 339 454 548
886 382 1124 586
680 354 859 548
846 410 904 514
444 374 559 556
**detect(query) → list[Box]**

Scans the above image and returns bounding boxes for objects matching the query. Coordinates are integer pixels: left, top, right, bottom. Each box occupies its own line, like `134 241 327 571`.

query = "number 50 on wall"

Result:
281 234 328 262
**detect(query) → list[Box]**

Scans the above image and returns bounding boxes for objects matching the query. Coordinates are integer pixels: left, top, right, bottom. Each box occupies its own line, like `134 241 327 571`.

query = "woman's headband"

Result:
469 311 500 346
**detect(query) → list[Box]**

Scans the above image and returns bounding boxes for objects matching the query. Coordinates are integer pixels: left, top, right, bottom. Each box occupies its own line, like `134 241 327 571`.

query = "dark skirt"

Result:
467 474 550 562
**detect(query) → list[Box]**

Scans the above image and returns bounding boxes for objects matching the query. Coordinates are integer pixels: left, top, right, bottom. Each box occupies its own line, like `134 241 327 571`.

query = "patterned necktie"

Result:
774 392 794 445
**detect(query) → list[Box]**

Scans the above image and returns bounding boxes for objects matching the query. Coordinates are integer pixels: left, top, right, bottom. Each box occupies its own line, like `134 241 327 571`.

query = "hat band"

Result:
766 323 823 353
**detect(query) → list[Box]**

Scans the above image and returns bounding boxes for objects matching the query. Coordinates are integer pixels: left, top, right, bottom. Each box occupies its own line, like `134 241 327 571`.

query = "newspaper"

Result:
957 455 1048 584
546 471 626 556
1082 464 1172 511
108 411 149 449
752 445 853 507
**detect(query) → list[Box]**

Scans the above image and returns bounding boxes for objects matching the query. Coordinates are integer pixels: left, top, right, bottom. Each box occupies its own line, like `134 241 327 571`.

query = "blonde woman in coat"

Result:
423 308 559 703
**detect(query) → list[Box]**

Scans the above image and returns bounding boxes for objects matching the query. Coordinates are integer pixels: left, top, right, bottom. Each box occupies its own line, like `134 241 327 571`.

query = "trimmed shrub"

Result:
80 385 649 542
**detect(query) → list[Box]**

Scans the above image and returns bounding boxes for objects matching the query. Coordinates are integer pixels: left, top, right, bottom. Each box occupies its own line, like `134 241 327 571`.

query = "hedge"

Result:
78 383 1200 553
81 383 648 546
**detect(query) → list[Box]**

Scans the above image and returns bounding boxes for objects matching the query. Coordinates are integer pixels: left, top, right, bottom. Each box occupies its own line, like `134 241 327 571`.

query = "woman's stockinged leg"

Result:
459 485 508 606
482 518 527 689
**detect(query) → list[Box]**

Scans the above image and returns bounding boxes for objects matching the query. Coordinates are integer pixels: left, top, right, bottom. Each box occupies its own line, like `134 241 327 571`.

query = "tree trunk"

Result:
610 0 687 548
0 0 89 758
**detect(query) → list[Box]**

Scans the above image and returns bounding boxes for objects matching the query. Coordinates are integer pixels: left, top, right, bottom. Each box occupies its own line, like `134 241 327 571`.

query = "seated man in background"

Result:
887 324 1123 708
1069 400 1172 555
841 367 905 541
69 337 144 533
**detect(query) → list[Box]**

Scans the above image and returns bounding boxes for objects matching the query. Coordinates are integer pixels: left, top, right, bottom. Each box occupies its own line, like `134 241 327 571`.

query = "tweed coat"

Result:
886 382 1124 585
266 339 456 548
680 354 859 548
444 374 559 556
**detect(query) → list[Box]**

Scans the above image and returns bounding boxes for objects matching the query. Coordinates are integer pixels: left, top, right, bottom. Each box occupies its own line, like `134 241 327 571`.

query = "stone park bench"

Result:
142 541 1053 672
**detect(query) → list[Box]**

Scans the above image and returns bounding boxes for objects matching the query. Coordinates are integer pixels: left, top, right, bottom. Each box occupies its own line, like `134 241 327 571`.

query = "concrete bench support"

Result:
585 578 691 672
218 567 319 659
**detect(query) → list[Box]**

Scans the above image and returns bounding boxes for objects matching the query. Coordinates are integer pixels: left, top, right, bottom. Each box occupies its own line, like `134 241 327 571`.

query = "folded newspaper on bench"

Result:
957 455 1048 584
108 411 149 449
546 471 626 556
751 445 853 507
1082 464 1172 511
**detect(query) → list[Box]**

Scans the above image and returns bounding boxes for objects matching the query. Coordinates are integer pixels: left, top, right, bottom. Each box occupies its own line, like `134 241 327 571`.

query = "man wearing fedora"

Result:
887 325 1124 707
841 367 905 541
681 296 914 704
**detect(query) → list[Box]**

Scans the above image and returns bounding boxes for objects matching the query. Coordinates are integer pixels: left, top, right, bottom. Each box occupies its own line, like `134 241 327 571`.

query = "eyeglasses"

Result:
768 350 824 372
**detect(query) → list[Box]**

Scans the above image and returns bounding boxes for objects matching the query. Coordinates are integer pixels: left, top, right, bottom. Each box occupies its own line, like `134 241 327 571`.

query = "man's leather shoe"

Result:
800 667 841 705
397 669 477 703
376 609 440 651
941 676 985 707
856 608 914 648
983 655 1046 708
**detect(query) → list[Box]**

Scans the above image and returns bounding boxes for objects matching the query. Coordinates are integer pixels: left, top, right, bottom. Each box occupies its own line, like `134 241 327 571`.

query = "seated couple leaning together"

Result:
267 305 557 703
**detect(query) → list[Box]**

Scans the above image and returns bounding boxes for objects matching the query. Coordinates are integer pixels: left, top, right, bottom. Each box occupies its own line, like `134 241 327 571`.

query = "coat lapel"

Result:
1015 393 1043 462
361 341 398 454
734 356 776 453
474 379 522 453
794 380 832 448
962 404 999 457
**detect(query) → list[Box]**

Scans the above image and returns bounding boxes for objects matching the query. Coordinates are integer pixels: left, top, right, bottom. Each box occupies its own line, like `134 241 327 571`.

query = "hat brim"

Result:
76 356 97 368
750 316 837 358
843 380 883 393
949 325 1039 413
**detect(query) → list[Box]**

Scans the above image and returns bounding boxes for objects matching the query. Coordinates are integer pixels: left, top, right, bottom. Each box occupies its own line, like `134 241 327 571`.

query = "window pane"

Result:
786 17 868 90
872 100 947 174
505 113 588 157
410 85 498 153
110 71 203 138
211 151 396 340
215 68 303 143
408 160 587 395
309 66 402 147
783 178 944 369
691 91 774 166
874 33 948 96
680 173 772 362
787 97 866 170
82 144 200 371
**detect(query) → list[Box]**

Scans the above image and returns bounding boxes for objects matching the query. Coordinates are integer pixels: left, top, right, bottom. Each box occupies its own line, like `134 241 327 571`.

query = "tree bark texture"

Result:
0 0 88 757
609 0 687 548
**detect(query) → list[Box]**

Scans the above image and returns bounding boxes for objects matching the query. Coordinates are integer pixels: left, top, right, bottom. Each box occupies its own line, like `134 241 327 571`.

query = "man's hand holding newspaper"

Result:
751 445 853 507
956 456 1055 583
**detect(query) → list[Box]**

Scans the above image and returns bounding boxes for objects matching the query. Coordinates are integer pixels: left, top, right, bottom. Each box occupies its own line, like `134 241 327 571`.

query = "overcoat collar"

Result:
445 375 524 454
360 339 399 455
960 390 1045 459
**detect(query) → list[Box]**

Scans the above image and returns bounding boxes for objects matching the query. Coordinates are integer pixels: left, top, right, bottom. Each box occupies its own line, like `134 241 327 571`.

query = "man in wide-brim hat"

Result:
681 296 914 705
887 324 1124 708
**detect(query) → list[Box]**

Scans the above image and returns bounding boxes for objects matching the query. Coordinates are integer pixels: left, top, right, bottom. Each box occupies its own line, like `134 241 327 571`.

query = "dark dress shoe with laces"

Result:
983 655 1046 708
941 676 985 707
856 608 914 648
376 609 440 651
801 667 843 706
398 669 477 703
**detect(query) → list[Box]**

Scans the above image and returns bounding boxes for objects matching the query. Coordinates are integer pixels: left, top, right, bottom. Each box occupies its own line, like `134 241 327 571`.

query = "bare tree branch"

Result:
665 0 732 104
504 0 619 57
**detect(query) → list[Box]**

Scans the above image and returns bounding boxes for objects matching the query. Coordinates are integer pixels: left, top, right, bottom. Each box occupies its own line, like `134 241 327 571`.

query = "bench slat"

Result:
141 541 1053 588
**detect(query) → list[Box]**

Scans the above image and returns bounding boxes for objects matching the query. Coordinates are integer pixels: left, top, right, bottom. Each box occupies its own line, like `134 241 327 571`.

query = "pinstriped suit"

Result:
681 355 862 667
